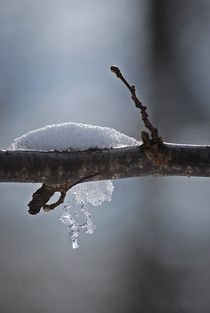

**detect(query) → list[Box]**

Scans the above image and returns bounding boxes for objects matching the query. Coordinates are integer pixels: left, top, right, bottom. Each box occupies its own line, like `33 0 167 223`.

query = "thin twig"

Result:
110 65 162 144
27 172 101 214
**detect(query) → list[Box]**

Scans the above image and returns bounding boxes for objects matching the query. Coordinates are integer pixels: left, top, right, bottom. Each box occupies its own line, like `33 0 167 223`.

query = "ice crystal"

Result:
59 202 80 249
73 180 114 207
59 181 113 248
80 202 97 234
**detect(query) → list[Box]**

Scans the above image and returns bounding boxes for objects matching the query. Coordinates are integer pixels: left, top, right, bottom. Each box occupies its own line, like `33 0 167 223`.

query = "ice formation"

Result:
10 122 140 248
59 181 114 248
59 203 80 249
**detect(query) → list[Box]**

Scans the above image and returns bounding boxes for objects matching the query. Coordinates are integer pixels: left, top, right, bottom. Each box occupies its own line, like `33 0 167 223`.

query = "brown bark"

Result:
1 143 210 185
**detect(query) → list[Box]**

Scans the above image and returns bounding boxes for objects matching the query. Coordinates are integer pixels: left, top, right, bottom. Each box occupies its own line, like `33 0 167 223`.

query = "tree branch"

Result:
110 65 162 144
1 143 210 185
1 67 208 214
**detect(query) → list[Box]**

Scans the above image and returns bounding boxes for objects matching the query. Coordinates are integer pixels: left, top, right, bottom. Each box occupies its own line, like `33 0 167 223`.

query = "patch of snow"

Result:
9 122 139 151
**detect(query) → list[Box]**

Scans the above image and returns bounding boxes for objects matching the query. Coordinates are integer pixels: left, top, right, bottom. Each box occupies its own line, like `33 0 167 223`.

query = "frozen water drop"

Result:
72 239 79 249
59 214 72 226
69 225 79 249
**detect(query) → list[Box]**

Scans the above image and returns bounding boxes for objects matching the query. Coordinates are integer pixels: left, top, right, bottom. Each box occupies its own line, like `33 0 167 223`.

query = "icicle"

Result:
59 180 114 249
80 202 96 235
59 203 80 249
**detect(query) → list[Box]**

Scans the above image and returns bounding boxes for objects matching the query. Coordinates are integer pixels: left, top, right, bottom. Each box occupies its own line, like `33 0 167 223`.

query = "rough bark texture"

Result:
1 143 210 185
27 183 68 215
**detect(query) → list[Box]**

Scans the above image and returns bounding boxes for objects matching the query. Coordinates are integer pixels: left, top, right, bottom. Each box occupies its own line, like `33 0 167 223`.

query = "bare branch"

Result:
28 183 70 215
43 190 66 213
1 143 210 214
1 144 210 184
110 65 162 144
28 183 58 215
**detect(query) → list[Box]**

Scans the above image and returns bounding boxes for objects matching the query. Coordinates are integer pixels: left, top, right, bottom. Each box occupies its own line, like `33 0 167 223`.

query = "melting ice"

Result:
59 181 114 248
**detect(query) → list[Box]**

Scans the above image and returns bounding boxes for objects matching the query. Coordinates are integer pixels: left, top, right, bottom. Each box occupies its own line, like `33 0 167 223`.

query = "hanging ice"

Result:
59 181 113 248
9 122 140 248
81 203 97 235
59 202 80 249
73 180 114 206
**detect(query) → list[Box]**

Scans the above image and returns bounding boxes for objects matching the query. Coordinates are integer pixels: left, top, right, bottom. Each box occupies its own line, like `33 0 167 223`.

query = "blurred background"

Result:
0 0 210 312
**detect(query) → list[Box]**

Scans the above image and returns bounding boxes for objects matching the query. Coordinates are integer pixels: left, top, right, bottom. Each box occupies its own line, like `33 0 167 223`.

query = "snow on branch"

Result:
5 121 140 214
1 66 210 218
1 143 210 208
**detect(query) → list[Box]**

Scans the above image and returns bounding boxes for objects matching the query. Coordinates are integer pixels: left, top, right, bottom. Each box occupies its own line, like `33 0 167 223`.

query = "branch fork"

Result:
28 66 163 214
2 66 164 215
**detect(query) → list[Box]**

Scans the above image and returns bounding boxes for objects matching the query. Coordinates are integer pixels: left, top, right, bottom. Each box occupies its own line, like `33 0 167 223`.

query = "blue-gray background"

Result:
0 1 210 312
